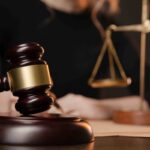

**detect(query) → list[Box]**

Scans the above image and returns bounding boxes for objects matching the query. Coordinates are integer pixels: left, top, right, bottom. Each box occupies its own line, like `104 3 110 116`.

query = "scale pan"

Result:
89 78 131 88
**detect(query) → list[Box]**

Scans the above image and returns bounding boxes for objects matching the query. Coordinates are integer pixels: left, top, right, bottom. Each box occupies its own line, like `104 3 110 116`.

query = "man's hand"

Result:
50 94 149 120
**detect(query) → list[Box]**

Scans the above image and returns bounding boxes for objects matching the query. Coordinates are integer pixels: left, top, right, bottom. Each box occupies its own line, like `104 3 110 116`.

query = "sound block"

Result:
113 110 150 125
0 113 94 146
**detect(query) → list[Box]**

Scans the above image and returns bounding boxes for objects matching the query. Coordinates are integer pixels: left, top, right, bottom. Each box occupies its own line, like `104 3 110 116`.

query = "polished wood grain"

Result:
0 76 10 92
0 114 94 146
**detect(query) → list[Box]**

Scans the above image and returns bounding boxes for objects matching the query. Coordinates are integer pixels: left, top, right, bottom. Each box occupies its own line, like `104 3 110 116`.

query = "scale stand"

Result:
89 0 150 125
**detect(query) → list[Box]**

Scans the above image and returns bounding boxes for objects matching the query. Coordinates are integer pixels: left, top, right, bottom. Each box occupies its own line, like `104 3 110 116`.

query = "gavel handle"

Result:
47 91 64 114
0 76 10 92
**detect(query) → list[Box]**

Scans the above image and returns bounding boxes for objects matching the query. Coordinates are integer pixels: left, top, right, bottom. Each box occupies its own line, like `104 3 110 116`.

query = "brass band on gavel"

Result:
7 64 53 92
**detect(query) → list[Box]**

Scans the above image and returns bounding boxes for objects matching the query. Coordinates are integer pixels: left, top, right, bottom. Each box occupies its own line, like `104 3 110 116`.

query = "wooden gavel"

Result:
0 43 94 146
0 43 54 115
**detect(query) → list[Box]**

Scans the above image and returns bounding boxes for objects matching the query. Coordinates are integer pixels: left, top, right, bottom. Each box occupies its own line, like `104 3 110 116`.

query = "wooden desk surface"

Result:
1 136 150 150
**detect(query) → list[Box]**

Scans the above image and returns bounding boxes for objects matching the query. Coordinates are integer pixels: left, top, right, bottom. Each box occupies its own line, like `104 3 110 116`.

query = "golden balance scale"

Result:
88 0 150 125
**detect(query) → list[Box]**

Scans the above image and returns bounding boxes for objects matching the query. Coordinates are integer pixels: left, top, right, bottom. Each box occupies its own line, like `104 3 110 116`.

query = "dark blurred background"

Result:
0 0 149 101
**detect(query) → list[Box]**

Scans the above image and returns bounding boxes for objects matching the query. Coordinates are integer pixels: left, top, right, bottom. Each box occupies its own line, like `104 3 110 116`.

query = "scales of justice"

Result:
89 0 150 125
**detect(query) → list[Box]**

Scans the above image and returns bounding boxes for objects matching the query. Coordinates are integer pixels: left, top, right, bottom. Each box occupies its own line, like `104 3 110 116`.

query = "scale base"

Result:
89 78 131 88
0 113 94 146
113 110 150 125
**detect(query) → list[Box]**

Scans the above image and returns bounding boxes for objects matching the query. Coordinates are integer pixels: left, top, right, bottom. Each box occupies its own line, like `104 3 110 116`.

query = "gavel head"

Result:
0 43 54 115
